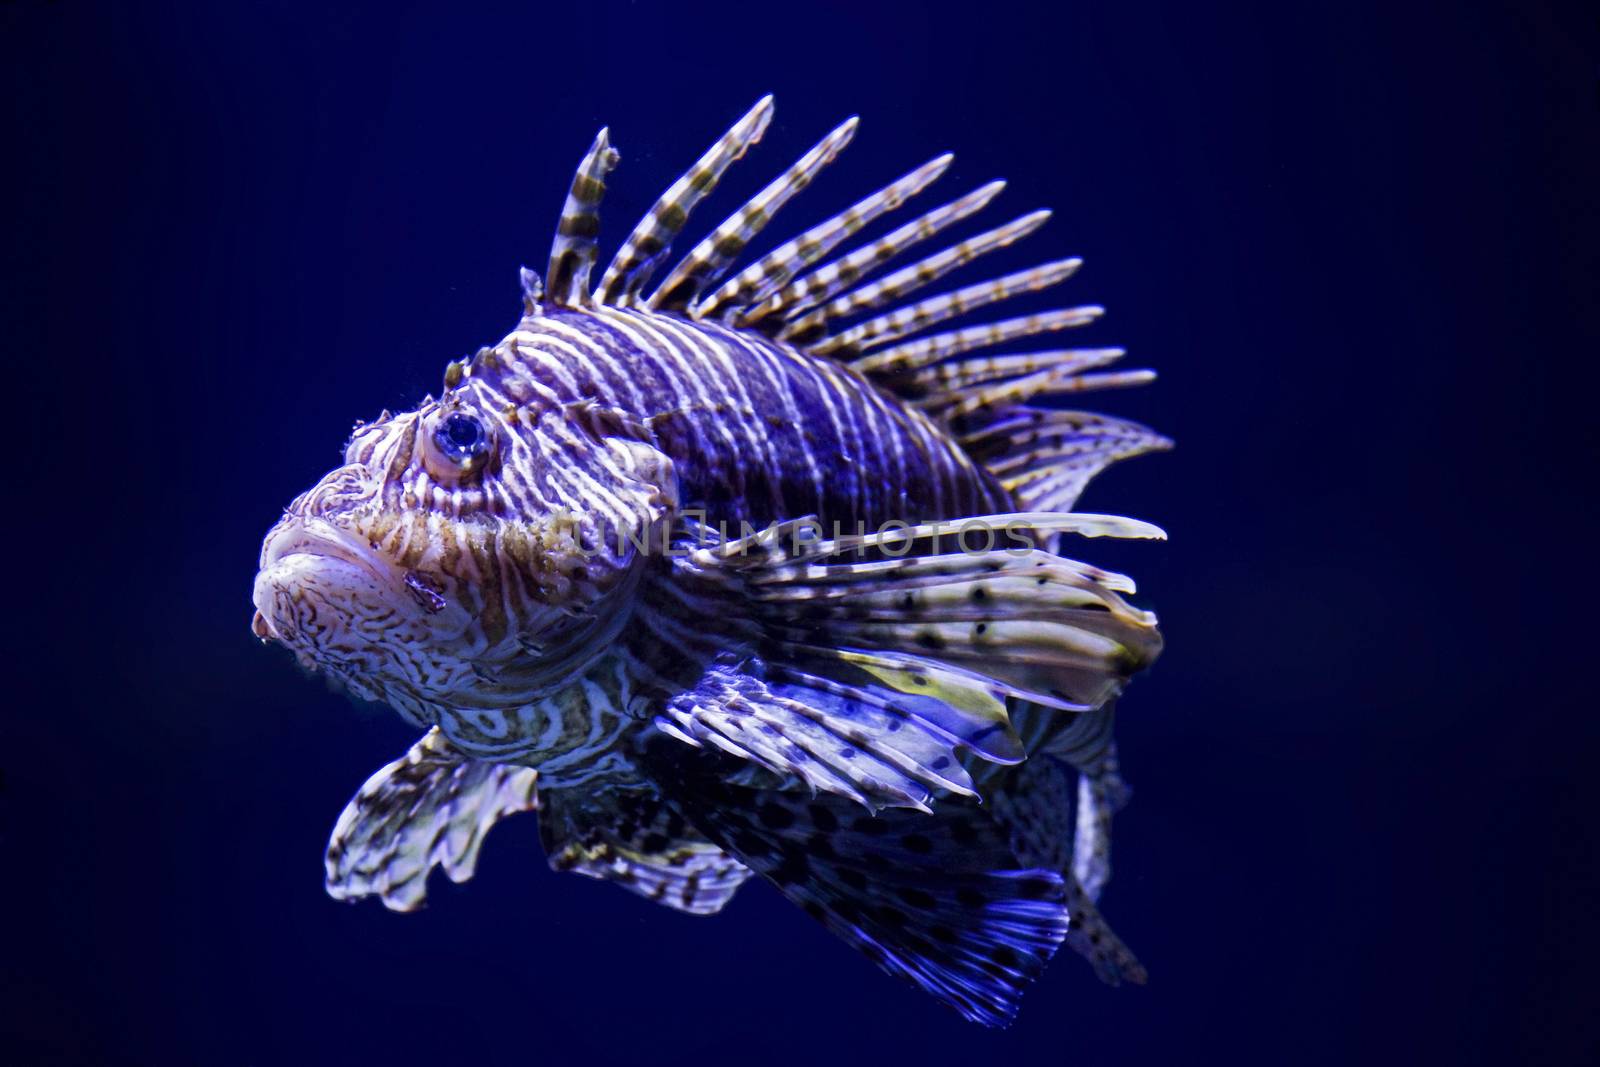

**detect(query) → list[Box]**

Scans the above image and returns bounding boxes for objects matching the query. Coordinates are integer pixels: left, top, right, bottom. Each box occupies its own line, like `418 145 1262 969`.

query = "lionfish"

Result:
251 97 1170 1026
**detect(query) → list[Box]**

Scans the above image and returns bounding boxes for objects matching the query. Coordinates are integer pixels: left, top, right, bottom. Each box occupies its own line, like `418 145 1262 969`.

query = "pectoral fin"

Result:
652 512 1163 809
324 729 539 912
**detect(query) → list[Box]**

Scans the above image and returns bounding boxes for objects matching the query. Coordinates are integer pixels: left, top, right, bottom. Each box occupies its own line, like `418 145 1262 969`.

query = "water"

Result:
6 1 1598 1063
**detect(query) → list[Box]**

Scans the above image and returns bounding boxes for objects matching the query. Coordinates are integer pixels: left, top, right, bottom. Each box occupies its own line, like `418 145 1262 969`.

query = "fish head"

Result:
252 365 675 725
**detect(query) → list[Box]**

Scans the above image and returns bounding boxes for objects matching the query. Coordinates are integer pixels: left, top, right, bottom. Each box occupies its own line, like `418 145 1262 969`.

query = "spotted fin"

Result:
654 660 986 813
990 753 1146 985
650 751 1071 1028
668 513 1163 772
324 729 539 912
539 783 752 916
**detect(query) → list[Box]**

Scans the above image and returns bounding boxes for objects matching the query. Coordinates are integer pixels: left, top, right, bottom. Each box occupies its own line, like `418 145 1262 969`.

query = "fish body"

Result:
254 97 1169 1026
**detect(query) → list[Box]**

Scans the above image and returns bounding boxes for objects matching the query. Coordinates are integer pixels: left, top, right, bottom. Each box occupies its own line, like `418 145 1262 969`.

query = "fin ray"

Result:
649 117 860 313
961 411 1174 513
324 729 539 912
699 153 953 321
661 513 1163 789
595 96 775 306
782 209 1051 343
809 260 1085 357
546 127 620 307
651 764 1072 1027
744 180 1006 325
856 307 1103 377
540 784 753 915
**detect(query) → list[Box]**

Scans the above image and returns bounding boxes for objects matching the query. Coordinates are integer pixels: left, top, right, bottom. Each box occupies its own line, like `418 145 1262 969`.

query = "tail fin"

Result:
992 752 1147 984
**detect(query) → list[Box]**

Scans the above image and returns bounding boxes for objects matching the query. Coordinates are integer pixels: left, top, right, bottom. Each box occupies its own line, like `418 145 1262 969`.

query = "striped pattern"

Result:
960 409 1172 513
259 96 1170 1026
594 96 774 306
696 153 952 321
782 209 1051 341
540 784 754 915
298 95 1169 772
742 180 1005 328
857 309 1108 377
324 728 540 911
648 116 859 313
988 755 1147 986
810 259 1085 357
936 364 1156 422
899 346 1129 397
546 127 620 307
462 308 1009 529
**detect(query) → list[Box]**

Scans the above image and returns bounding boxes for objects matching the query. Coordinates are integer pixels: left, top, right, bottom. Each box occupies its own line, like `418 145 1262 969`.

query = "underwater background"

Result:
5 0 1598 1063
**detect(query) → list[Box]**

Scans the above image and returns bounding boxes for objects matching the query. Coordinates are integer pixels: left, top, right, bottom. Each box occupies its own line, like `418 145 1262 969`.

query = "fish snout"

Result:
250 515 400 661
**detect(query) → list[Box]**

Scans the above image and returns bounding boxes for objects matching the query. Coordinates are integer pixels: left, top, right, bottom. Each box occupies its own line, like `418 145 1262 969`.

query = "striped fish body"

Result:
256 97 1172 1028
468 306 1010 535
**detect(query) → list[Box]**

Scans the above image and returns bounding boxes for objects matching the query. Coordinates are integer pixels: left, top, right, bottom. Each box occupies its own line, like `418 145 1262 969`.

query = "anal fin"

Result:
989 752 1146 985
652 748 1071 1028
539 781 753 916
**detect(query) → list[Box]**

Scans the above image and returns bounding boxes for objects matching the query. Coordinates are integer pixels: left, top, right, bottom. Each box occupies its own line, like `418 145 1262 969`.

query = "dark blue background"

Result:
6 1 1598 1063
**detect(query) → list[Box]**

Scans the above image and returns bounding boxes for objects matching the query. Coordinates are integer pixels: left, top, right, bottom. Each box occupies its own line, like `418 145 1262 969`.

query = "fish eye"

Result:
434 413 490 466
422 408 496 482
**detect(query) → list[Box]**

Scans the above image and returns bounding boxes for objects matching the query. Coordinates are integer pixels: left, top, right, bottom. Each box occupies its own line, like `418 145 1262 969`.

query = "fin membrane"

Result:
989 753 1146 985
546 96 1166 503
959 409 1173 514
539 782 752 916
655 660 987 812
324 729 539 912
658 514 1164 806
652 748 1070 1028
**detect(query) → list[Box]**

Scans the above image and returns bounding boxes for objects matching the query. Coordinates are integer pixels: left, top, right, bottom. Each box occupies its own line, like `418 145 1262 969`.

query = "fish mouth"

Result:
260 515 389 575
252 516 395 643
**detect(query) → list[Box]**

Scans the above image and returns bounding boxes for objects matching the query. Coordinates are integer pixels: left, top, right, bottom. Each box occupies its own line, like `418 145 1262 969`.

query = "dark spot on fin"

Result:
537 781 753 917
661 773 1069 1027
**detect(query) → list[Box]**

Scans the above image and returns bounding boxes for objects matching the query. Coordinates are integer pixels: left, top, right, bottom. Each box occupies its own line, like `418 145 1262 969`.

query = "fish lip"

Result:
253 516 396 644
260 515 391 581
